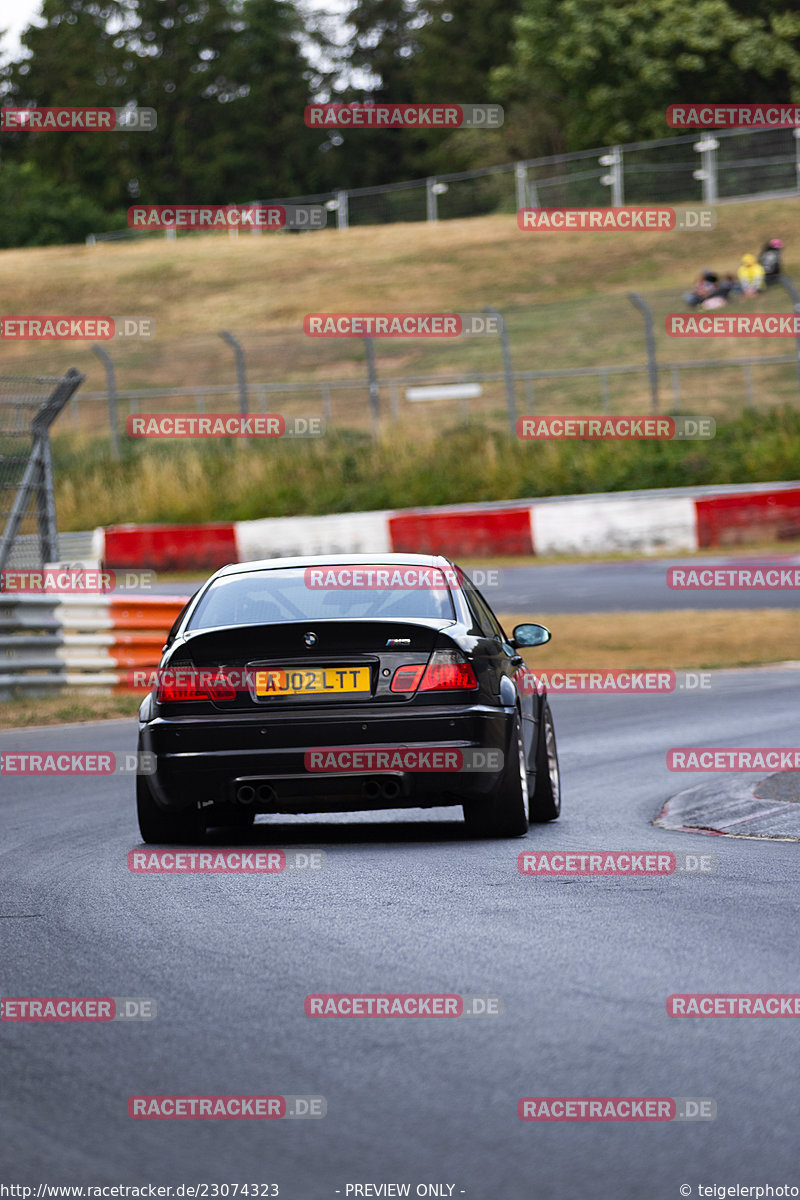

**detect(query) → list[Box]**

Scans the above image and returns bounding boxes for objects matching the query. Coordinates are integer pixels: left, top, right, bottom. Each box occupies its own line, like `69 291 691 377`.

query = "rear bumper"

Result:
139 703 514 813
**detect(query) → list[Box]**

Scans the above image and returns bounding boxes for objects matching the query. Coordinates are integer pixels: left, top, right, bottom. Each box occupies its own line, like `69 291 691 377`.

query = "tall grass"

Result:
54 406 800 529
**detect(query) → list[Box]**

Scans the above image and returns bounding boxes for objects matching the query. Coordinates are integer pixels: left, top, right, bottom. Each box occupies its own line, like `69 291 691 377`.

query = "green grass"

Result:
1 198 800 410
53 406 800 529
2 197 800 524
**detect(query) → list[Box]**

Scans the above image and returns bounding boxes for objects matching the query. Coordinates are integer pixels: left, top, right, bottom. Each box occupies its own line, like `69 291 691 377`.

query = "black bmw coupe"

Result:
136 553 561 841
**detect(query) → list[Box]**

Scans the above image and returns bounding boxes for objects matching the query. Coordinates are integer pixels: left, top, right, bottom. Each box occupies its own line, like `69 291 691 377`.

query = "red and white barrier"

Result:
96 481 800 570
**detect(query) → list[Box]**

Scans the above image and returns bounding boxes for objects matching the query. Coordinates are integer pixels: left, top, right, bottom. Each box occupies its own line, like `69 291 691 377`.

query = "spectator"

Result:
759 238 783 286
718 273 738 300
684 270 719 308
703 274 737 306
737 254 765 297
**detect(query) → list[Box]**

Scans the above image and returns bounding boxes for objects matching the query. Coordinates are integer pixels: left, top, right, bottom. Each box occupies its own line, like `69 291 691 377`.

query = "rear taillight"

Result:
157 672 236 703
390 664 426 692
390 649 478 693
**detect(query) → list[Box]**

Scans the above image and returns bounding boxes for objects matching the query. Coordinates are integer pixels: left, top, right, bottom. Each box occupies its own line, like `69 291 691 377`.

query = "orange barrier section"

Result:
109 596 189 685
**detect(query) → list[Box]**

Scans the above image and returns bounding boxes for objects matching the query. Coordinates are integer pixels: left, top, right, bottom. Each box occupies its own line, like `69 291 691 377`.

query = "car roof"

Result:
214 552 458 579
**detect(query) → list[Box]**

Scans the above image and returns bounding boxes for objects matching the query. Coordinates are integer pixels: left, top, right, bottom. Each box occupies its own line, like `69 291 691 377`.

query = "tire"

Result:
463 712 530 838
529 700 561 822
136 773 207 844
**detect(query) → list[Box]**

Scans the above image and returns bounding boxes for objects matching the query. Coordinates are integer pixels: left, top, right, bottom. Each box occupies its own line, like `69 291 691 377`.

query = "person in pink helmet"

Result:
759 238 784 287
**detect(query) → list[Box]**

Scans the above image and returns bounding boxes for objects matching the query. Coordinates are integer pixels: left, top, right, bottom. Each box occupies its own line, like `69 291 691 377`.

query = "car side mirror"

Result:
511 622 551 648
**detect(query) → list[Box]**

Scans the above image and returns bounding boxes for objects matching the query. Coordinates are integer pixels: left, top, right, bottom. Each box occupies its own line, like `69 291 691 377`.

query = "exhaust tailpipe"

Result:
237 784 256 805
256 783 277 805
382 778 401 801
362 779 382 800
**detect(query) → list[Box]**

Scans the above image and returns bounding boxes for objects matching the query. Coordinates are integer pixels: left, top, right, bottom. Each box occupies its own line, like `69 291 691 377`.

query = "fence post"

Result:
693 137 719 205
219 330 249 417
777 274 800 398
515 163 528 211
0 369 84 572
426 177 438 223
335 190 349 230
599 146 624 207
91 344 120 460
484 306 516 435
627 293 659 413
363 336 380 436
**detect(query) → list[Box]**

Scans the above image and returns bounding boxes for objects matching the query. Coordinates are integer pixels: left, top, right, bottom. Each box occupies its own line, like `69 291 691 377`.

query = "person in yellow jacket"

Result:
737 253 765 297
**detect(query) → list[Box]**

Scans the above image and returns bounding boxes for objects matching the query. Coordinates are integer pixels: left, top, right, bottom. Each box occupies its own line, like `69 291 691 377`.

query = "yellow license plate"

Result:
255 666 371 697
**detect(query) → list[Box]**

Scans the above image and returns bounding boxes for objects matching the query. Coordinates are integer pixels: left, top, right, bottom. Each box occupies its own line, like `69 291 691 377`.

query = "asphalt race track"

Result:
2 667 799 1195
150 555 800 612
487 555 800 612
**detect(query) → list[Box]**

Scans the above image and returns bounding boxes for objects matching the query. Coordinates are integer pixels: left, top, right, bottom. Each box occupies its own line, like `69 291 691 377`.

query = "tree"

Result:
2 0 323 210
412 0 522 101
0 161 122 246
311 0 426 189
213 0 322 199
121 0 241 201
404 0 527 171
493 0 800 152
1 0 137 210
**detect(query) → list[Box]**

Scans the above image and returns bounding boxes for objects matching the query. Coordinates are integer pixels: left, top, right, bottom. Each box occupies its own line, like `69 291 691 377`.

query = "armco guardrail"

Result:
0 593 189 698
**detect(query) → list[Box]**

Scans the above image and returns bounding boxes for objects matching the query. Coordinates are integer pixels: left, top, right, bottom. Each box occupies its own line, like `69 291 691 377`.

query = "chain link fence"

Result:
0 370 84 570
87 125 800 243
4 280 798 451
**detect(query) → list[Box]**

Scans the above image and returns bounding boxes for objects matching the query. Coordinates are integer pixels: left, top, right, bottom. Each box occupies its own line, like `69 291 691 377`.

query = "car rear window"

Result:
186 565 456 629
